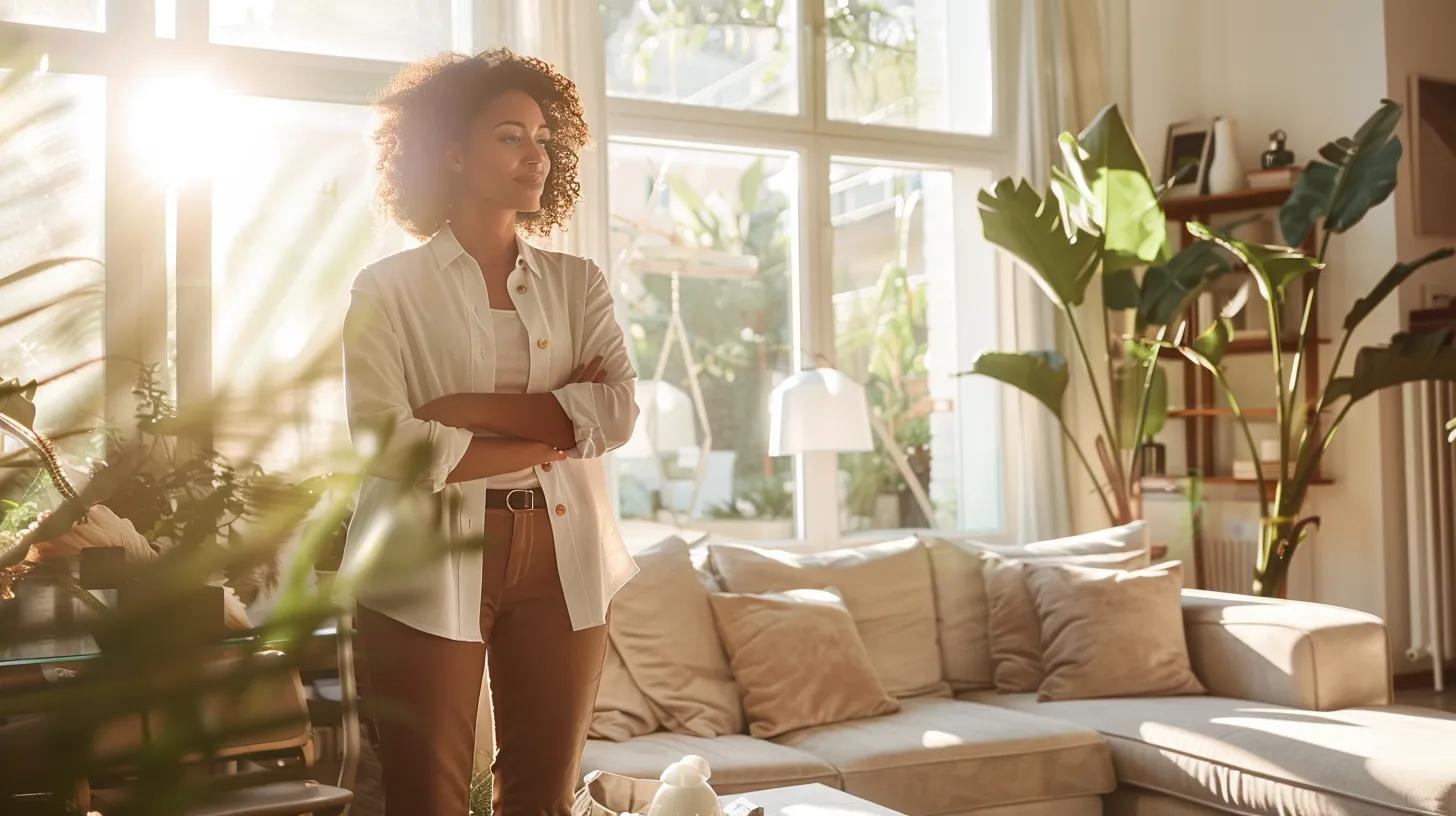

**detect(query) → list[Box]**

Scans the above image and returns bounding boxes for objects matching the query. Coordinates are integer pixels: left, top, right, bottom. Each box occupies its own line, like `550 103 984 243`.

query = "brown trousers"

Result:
356 503 611 815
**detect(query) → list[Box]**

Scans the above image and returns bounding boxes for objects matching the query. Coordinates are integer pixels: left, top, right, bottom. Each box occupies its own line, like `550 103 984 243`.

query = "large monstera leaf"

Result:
1326 331 1456 406
1187 222 1324 303
978 179 1100 307
1280 99 1403 246
965 351 1069 420
1050 103 1168 276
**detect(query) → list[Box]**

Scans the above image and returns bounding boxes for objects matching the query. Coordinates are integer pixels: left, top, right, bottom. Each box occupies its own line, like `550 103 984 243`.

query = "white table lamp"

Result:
768 367 874 456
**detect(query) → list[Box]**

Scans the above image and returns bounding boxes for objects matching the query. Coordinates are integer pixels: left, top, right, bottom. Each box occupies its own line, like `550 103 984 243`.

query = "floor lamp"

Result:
768 367 875 543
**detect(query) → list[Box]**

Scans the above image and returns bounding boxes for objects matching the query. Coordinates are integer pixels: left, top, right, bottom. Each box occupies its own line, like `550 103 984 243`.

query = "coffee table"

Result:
720 783 906 816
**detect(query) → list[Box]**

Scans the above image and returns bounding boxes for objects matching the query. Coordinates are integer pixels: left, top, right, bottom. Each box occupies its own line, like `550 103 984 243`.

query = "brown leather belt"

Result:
484 487 545 511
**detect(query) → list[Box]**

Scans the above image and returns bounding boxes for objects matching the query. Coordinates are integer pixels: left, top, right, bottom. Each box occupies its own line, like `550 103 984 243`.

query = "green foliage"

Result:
977 179 1100 306
967 351 1069 420
1279 98 1402 245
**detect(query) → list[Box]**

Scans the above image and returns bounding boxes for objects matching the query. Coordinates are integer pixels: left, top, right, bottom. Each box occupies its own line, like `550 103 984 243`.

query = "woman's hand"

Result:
570 354 607 384
528 440 570 463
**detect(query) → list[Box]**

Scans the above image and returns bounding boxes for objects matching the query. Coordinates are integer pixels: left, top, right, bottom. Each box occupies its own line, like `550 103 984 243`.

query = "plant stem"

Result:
1266 290 1288 506
1064 302 1128 518
1129 327 1170 499
1058 417 1119 525
1211 367 1270 518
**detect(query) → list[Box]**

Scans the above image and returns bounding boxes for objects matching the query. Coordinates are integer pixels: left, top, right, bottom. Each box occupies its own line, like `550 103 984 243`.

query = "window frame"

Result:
607 0 1020 541
0 0 1021 541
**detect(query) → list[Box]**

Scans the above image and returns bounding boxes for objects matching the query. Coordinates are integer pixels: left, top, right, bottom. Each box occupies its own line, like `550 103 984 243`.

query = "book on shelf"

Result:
1246 166 1302 189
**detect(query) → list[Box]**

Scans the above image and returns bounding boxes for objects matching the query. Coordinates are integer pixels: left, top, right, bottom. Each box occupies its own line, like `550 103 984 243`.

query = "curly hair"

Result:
370 47 589 240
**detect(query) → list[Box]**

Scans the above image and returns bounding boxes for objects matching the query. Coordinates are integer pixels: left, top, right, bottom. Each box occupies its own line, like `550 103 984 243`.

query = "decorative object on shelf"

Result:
1206 117 1245 195
967 98 1456 598
1260 129 1295 169
1163 119 1213 198
1411 74 1456 237
1138 438 1167 476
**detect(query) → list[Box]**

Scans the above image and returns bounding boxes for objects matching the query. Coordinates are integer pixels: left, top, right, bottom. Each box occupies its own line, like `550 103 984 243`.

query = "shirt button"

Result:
537 337 549 349
516 284 527 294
541 461 552 472
555 503 566 516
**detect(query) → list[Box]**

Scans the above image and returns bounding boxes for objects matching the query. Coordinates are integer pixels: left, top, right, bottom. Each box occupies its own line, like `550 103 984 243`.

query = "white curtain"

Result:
470 0 613 778
998 0 1109 542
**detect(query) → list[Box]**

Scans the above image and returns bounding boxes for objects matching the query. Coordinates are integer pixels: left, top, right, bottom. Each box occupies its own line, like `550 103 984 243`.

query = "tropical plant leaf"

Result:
978 178 1100 307
1187 222 1323 303
1103 268 1141 311
1279 99 1403 245
1053 104 1167 268
1114 342 1167 447
1136 239 1233 329
963 350 1068 420
1187 316 1236 368
0 378 38 430
1344 247 1456 331
1326 330 1456 405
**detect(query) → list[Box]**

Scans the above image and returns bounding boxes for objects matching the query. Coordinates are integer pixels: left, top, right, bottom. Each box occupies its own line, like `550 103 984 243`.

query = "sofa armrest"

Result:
1180 589 1392 710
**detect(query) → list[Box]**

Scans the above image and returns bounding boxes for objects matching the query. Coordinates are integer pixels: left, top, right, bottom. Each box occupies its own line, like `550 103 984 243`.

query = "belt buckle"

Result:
505 488 536 512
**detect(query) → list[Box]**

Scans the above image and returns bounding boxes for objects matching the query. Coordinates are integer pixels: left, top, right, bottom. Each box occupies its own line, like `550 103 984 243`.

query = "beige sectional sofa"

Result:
582 530 1456 815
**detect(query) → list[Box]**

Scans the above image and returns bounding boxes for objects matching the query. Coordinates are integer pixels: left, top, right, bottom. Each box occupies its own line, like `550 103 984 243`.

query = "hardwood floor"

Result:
1395 686 1456 713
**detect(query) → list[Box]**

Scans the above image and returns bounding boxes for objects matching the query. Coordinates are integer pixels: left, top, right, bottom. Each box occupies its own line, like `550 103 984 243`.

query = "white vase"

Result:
1207 117 1245 195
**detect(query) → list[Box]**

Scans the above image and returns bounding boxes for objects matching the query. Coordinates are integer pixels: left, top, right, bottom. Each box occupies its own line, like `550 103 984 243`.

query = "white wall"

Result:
1121 1 1407 638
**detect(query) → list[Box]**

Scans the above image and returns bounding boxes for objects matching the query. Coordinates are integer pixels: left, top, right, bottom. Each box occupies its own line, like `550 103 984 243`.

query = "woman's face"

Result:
450 89 552 213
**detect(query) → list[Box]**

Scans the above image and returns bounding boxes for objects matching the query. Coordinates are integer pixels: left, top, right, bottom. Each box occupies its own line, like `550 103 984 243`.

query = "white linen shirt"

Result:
340 223 641 640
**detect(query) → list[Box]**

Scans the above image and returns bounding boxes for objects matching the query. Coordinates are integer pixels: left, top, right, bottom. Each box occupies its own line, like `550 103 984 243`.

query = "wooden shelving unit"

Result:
1153 186 1333 488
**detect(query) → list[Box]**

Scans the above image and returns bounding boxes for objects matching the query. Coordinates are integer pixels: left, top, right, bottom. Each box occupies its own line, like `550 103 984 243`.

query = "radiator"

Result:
1402 381 1456 691
1201 536 1259 595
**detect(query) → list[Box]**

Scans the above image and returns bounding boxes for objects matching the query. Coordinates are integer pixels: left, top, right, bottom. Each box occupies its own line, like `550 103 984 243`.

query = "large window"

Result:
0 1 1012 543
606 0 1011 539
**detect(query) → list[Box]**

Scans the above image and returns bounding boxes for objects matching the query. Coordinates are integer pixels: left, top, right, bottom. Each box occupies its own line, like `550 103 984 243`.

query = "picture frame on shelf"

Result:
1163 120 1213 198
1411 74 1456 237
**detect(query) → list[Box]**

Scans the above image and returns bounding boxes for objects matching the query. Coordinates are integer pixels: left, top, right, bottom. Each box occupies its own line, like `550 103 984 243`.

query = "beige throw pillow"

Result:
981 549 1152 693
588 639 661 741
609 536 744 737
1025 560 1206 702
708 587 900 739
708 537 949 698
925 522 1150 692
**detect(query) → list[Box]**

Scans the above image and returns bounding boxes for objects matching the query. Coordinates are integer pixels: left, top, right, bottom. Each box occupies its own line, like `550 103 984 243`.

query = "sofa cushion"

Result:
580 733 840 794
588 639 661 742
981 549 1152 693
709 587 900 739
768 697 1114 814
611 535 744 737
963 690 1456 815
924 521 1149 692
708 536 950 699
1026 560 1204 702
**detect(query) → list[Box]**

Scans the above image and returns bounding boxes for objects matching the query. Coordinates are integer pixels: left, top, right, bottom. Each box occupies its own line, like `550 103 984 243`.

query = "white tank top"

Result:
485 307 542 488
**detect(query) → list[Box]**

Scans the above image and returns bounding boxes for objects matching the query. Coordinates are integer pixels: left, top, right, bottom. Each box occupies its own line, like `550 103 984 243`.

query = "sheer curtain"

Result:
997 0 1110 542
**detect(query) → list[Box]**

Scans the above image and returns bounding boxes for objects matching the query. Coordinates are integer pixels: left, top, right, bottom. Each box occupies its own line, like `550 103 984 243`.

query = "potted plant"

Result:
966 100 1456 597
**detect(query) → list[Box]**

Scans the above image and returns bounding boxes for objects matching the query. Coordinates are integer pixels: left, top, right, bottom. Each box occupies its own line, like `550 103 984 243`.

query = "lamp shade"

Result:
768 367 874 455
618 379 698 458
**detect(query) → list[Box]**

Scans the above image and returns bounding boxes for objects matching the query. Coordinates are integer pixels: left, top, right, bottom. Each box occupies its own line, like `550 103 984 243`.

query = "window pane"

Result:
0 0 103 31
608 140 797 538
208 96 412 472
0 71 106 459
210 0 454 62
830 160 1000 532
601 0 798 115
825 0 992 135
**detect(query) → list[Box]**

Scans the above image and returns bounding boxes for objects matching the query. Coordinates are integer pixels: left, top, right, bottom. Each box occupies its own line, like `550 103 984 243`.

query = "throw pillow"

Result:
707 587 900 738
981 548 1151 693
588 639 661 741
924 521 1149 691
609 535 744 737
1025 560 1206 702
707 536 950 698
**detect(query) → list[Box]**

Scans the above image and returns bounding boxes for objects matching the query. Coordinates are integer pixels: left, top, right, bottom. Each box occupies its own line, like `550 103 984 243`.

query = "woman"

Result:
341 48 641 814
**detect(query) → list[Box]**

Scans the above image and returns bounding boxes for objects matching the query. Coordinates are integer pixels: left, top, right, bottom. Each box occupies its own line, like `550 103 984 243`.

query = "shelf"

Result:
1158 336 1330 360
1162 187 1293 220
1141 474 1334 488
1167 407 1277 418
